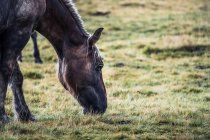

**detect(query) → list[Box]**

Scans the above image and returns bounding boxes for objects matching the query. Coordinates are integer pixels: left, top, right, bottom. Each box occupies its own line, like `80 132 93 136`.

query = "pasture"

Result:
1 0 210 139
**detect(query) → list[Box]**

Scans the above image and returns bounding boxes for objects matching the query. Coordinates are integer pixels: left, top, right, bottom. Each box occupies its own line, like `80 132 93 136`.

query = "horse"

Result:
0 0 107 124
18 32 43 64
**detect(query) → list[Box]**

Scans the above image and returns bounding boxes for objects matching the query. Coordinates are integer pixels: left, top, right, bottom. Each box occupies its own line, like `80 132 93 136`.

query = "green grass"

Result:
1 0 210 139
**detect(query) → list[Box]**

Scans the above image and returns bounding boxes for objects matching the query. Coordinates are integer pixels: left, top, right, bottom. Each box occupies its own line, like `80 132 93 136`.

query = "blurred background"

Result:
2 0 210 139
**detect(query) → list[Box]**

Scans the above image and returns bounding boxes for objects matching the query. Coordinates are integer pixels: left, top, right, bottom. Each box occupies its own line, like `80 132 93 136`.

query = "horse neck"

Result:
36 0 88 58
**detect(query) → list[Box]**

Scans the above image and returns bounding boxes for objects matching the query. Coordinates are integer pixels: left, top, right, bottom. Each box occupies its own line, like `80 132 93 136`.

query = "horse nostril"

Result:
79 87 107 115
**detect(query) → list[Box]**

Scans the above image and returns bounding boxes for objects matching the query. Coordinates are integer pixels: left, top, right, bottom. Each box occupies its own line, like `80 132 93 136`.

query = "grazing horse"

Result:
0 0 107 124
18 32 43 64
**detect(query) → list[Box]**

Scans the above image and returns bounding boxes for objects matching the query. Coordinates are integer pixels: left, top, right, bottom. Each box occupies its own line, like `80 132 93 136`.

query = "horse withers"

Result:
0 0 107 124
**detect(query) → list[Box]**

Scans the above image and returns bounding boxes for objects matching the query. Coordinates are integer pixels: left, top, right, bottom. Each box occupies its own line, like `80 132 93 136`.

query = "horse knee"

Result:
9 66 23 87
1 61 17 80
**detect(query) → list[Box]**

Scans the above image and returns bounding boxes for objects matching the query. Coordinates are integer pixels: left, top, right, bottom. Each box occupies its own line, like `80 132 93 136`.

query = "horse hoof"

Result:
0 115 10 125
15 112 36 122
28 114 36 122
35 59 43 64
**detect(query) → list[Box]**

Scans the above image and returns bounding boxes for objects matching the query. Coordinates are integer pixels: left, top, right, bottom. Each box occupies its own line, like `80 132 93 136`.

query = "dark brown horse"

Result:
18 32 43 64
0 0 107 124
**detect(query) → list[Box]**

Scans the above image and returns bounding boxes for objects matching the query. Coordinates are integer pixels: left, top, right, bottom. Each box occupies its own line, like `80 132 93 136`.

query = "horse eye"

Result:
96 63 104 71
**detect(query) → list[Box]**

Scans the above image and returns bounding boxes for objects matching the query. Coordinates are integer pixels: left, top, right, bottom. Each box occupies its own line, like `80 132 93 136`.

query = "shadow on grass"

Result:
99 117 132 125
143 44 210 60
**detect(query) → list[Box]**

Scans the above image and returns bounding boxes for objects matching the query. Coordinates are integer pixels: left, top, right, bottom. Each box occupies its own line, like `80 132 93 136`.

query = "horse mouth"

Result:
74 86 107 115
81 97 107 115
83 107 106 115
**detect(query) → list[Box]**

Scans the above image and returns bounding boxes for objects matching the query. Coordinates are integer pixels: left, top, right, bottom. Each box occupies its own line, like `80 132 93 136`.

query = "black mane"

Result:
59 0 90 37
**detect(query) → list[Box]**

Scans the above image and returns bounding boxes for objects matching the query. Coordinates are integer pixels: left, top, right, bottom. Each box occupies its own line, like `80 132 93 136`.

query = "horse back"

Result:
0 0 46 32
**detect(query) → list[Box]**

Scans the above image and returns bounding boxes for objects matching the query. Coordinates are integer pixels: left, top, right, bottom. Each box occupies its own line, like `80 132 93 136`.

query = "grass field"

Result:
1 0 210 139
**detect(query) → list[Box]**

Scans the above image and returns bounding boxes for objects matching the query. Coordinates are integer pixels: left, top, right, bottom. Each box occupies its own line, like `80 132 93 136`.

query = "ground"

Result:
0 0 210 139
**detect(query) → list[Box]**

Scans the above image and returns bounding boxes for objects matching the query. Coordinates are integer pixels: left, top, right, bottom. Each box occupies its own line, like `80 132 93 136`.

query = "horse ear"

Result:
89 28 104 46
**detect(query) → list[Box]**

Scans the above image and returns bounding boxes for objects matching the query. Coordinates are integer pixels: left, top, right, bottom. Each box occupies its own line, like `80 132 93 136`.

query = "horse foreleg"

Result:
9 63 35 121
0 69 9 125
1 27 35 122
31 32 42 64
0 44 9 125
